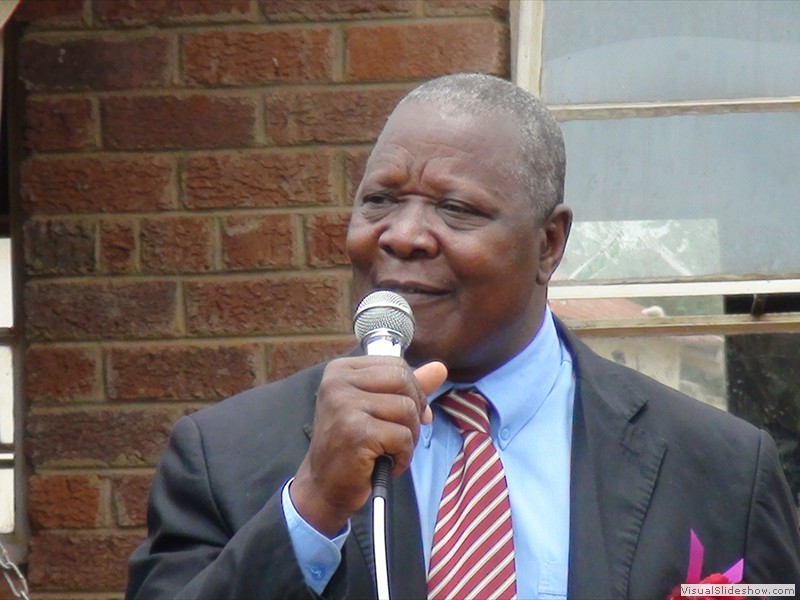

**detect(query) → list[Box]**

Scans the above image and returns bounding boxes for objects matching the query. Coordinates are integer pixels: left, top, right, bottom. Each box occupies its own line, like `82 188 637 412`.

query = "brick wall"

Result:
11 0 509 595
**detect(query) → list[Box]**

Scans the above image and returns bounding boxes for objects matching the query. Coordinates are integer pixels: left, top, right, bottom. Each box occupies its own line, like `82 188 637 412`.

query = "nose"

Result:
378 202 438 260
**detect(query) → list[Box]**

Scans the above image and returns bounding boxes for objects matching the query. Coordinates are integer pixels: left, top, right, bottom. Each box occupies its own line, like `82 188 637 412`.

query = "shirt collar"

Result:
427 307 570 446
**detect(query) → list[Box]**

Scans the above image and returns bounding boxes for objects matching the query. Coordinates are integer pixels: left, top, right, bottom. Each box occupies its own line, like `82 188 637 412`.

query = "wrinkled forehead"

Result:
379 100 516 146
366 101 523 175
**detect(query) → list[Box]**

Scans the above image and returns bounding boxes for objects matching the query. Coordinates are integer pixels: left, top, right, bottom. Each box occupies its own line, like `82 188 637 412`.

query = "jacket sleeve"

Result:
744 429 800 584
125 414 319 600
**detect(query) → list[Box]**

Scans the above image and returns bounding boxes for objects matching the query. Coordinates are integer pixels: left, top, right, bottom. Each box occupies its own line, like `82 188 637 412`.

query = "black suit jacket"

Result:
127 325 800 599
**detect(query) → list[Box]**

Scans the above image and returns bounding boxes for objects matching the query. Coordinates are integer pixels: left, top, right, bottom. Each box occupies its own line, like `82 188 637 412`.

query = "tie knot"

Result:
437 389 491 435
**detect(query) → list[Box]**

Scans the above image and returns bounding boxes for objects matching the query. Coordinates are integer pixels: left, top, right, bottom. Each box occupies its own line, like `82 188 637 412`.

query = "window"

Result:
0 1 24 561
513 0 800 508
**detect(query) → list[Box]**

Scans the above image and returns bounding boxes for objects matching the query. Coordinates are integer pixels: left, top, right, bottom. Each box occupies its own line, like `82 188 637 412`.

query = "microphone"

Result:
352 290 415 600
353 290 415 358
353 289 415 495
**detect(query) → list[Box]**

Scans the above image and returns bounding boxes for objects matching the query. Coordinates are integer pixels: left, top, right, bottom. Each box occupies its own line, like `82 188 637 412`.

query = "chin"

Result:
405 336 448 368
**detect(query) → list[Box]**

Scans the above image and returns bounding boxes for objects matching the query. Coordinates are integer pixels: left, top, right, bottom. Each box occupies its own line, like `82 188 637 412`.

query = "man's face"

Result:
347 102 560 382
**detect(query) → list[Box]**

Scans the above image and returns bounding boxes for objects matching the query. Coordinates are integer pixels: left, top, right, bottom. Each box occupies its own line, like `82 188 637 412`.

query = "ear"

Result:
536 204 573 286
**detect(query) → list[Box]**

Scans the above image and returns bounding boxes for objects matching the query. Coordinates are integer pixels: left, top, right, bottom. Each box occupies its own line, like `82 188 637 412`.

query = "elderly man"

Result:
127 74 800 599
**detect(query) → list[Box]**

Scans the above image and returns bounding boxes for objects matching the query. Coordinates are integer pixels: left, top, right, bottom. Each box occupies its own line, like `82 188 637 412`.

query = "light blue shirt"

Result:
282 308 575 597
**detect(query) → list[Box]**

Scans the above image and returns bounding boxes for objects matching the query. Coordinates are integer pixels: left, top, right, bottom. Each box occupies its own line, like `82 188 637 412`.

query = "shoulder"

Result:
560 323 761 448
185 360 329 444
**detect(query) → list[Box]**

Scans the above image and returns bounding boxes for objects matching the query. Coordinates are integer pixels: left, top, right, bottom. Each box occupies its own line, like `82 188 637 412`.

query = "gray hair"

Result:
397 73 565 219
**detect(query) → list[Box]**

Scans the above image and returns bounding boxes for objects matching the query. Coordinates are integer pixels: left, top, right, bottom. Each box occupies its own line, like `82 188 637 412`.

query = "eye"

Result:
438 199 485 217
440 202 474 215
361 193 396 207
437 198 493 229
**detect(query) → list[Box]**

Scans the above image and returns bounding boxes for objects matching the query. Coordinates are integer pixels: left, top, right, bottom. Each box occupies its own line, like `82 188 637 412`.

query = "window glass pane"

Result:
582 332 800 508
581 334 727 410
552 295 723 321
0 468 12 533
559 112 800 281
0 237 11 327
541 0 800 104
0 345 12 445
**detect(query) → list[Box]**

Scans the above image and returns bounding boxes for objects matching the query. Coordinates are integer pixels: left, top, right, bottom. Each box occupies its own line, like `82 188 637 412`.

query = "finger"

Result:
330 359 419 395
367 419 417 475
364 393 423 445
414 360 448 394
414 361 448 425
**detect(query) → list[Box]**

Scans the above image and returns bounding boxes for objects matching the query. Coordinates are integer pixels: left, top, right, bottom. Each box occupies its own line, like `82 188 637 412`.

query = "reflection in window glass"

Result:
582 332 800 508
550 295 723 320
727 333 800 510
541 0 800 104
0 468 12 533
561 112 800 280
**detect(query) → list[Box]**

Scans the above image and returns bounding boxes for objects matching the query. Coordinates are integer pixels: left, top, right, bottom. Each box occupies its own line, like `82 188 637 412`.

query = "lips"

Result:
375 280 449 297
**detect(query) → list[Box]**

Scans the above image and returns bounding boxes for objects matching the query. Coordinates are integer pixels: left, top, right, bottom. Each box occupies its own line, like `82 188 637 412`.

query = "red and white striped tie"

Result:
427 389 517 600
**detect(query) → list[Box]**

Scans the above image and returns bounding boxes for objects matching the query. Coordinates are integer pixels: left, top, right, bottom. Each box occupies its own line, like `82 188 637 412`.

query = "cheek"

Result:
452 230 538 286
346 219 377 268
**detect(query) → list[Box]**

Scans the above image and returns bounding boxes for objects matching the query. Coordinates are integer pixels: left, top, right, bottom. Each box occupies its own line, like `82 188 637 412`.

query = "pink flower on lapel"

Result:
667 530 744 600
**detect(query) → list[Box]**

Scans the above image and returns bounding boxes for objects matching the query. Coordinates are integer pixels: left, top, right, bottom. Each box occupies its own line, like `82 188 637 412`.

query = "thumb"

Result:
413 361 448 425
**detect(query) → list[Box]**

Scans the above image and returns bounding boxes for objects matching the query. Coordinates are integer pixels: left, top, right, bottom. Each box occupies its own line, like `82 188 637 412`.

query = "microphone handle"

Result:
371 455 393 500
365 332 404 492
364 334 403 600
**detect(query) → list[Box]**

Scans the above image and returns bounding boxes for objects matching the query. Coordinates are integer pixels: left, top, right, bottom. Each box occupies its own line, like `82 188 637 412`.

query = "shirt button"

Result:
500 427 510 441
310 566 324 580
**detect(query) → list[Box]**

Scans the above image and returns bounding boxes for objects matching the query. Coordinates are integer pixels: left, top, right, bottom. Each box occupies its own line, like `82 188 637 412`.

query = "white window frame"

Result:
511 0 800 336
0 0 26 564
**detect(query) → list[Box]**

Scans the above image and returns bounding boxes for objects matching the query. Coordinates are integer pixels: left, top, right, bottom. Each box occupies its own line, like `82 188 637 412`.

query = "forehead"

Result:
376 103 519 152
364 102 522 183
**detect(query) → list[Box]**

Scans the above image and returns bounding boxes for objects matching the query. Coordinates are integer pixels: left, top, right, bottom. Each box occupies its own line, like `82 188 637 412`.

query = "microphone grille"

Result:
353 290 415 347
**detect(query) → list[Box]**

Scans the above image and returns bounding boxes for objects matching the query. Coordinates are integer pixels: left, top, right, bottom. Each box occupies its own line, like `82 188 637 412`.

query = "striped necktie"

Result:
426 389 517 600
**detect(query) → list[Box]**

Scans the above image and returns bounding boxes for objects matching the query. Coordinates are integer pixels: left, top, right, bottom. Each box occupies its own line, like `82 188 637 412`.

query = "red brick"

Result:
102 94 257 150
28 474 104 529
12 0 86 29
111 473 153 528
28 531 143 591
266 87 408 145
260 0 415 22
140 216 213 274
0 579 18 600
107 344 261 401
26 407 180 468
24 96 96 152
25 345 102 404
185 276 348 336
25 280 179 341
222 214 295 270
344 148 370 199
268 338 354 380
95 0 254 26
99 218 137 274
184 151 334 209
19 35 172 92
21 155 176 214
347 21 509 82
305 211 351 267
23 217 96 275
184 28 335 86
424 0 509 18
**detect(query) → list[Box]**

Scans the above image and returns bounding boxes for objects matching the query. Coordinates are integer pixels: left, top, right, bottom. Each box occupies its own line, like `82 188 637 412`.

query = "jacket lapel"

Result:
561 326 668 598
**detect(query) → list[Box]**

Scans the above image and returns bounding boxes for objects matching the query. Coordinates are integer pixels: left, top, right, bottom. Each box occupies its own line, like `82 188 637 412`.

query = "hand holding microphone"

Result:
289 291 446 539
